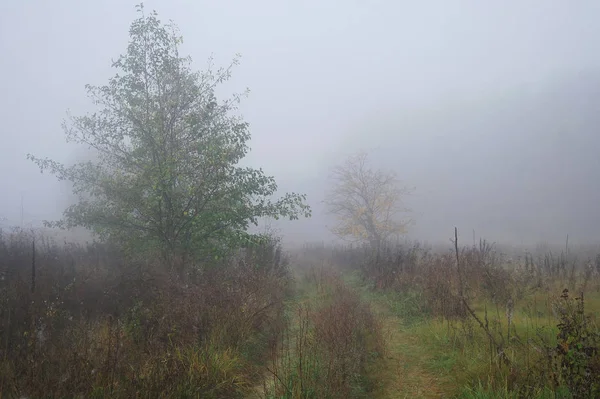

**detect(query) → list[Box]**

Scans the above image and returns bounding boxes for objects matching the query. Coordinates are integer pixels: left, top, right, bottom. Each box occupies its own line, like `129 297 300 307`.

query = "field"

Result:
1 228 599 398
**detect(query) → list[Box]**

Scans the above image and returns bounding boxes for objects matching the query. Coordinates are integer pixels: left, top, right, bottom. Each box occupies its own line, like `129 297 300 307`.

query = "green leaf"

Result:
27 5 311 268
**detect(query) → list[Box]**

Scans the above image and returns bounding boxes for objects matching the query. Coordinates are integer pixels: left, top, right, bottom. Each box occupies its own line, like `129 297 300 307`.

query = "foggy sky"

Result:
1 1 600 248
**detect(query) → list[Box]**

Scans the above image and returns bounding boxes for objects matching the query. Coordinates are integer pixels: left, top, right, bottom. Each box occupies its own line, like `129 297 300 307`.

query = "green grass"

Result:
345 271 600 398
457 380 574 398
345 274 450 398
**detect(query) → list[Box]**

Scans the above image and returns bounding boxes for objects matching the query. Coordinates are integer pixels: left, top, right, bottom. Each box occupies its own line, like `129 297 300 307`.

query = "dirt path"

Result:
367 298 449 399
250 273 452 398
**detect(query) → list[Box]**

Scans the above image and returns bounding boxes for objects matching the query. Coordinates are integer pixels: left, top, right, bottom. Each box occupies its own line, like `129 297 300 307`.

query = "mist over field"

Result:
2 1 600 245
4 2 600 398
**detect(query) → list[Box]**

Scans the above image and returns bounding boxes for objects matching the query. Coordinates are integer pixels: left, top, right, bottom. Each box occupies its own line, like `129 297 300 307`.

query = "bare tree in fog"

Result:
324 151 413 250
26 4 310 270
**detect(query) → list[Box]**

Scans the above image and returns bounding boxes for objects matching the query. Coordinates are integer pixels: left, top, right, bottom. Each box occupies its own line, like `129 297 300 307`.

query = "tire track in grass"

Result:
370 300 445 398
348 276 450 398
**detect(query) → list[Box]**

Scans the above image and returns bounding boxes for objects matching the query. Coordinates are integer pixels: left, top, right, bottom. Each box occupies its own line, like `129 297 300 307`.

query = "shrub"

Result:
0 229 290 398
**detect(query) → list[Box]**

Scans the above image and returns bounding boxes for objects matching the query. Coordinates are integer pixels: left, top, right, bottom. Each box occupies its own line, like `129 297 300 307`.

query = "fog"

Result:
1 0 600 248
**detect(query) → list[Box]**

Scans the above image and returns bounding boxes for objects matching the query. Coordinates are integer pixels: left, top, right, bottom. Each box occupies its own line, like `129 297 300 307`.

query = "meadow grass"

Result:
3 232 600 397
262 265 384 399
349 269 600 398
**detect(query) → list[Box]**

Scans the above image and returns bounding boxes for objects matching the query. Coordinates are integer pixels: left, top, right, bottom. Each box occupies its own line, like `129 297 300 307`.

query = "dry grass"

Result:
262 265 384 399
303 238 600 398
0 227 291 398
4 226 600 398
